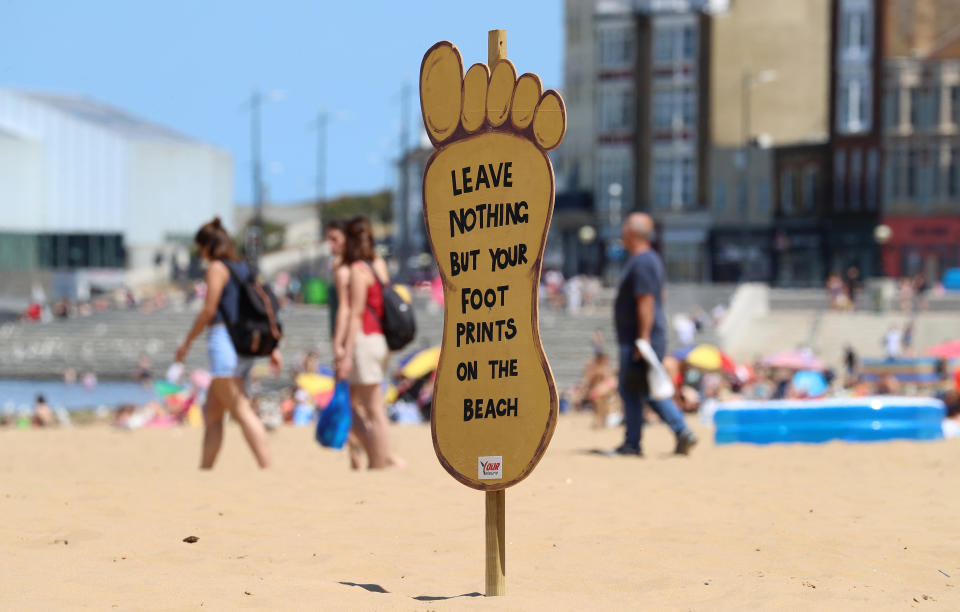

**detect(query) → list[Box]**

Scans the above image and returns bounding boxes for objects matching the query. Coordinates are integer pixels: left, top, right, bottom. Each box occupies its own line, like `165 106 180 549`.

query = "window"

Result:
838 75 871 133
681 25 696 60
653 91 673 130
757 180 771 212
931 147 941 200
598 26 634 68
652 27 675 65
780 168 795 215
599 86 633 131
840 0 872 58
713 180 727 212
681 89 696 128
917 150 933 208
652 22 696 66
866 148 878 211
736 178 747 215
952 85 960 127
835 0 874 134
849 149 862 211
950 147 960 199
907 149 918 198
653 160 673 209
930 87 941 129
681 158 695 204
834 150 847 211
596 149 633 218
653 155 696 210
892 149 904 199
653 89 696 132
801 166 818 213
910 88 921 129
883 88 900 129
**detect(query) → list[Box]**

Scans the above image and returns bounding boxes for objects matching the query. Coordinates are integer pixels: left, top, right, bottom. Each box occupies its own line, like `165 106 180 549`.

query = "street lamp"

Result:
738 69 777 280
245 88 285 269
608 182 623 239
740 69 777 163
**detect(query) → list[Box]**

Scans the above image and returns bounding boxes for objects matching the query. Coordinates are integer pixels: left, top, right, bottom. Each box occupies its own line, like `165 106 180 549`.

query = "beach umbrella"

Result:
763 350 824 371
791 370 828 398
397 346 441 380
681 344 736 375
925 339 960 359
296 372 333 395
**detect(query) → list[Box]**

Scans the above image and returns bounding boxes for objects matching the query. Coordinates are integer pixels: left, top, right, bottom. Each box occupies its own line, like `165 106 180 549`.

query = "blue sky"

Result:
0 0 563 205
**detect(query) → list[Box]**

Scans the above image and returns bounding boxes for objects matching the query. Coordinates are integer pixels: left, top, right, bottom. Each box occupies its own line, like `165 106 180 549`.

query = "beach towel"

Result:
316 381 351 449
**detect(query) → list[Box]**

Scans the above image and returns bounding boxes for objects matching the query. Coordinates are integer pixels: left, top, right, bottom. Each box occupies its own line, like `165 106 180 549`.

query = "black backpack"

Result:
364 261 415 351
220 261 283 357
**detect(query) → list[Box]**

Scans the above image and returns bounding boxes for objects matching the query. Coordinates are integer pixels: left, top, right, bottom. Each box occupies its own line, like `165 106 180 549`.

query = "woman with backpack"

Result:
336 216 404 469
175 217 280 469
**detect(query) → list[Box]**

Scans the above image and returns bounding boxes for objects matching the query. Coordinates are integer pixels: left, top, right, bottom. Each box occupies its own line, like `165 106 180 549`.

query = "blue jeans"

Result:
617 344 688 448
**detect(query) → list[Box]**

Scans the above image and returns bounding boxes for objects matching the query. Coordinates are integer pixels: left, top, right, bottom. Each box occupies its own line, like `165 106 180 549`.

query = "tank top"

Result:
361 265 385 336
213 260 250 324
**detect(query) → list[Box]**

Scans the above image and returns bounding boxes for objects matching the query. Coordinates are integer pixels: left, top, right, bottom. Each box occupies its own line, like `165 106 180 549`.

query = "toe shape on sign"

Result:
461 63 489 134
510 74 542 131
532 90 566 151
420 42 464 145
486 60 517 128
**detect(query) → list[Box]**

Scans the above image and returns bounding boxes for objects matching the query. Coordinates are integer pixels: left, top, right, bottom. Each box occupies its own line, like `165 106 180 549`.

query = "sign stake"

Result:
484 28 508 598
485 488 506 596
419 25 564 598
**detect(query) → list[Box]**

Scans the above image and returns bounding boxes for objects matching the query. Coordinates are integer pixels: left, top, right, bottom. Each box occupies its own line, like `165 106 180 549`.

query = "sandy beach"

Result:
1 413 957 610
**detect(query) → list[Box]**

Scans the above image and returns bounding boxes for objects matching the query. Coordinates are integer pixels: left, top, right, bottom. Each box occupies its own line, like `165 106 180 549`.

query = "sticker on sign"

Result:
478 456 503 479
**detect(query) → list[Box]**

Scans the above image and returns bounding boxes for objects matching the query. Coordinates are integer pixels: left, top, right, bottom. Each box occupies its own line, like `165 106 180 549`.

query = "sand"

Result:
1 413 957 610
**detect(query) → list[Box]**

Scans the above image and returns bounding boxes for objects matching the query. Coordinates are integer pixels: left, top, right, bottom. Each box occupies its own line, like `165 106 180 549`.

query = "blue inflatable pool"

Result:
713 397 945 445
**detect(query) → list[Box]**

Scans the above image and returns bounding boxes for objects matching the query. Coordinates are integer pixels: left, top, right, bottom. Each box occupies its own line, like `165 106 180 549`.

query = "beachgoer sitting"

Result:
32 395 55 427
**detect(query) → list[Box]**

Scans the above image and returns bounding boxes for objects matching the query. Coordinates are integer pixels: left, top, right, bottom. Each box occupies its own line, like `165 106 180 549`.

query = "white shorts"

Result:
351 333 389 385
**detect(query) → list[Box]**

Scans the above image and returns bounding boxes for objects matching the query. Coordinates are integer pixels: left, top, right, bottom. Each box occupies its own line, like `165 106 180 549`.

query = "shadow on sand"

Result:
413 592 483 601
338 581 389 594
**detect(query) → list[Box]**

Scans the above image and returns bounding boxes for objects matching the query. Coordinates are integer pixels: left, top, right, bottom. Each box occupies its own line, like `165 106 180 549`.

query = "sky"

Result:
0 0 563 205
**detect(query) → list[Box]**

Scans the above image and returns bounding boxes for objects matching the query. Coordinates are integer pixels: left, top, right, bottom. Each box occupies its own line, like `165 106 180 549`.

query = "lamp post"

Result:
245 88 285 269
607 182 623 238
739 69 776 280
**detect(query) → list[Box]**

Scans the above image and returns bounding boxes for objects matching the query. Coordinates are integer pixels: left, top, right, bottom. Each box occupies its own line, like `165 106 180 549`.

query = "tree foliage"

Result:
320 190 393 224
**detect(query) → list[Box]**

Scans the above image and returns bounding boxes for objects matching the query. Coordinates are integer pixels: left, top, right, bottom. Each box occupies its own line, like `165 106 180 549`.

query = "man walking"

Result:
610 213 697 456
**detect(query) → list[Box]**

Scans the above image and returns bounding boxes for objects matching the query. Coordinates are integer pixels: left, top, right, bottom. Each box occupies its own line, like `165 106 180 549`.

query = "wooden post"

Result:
485 27 508 599
485 489 506 596
488 28 507 65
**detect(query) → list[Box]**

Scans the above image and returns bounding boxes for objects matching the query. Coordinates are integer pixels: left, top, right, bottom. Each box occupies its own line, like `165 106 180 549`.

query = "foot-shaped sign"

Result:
420 41 565 490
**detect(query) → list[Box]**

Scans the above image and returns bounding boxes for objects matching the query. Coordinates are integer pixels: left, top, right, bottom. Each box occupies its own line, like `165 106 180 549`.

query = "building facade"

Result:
879 0 960 280
557 0 837 283
0 89 232 296
824 0 884 282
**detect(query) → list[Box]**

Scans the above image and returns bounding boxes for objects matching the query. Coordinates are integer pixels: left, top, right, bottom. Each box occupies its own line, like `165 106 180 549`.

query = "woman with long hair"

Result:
175 217 280 469
325 218 362 469
336 217 404 469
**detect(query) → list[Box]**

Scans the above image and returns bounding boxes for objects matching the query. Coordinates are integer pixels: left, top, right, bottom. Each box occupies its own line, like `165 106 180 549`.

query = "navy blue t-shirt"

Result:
614 249 667 357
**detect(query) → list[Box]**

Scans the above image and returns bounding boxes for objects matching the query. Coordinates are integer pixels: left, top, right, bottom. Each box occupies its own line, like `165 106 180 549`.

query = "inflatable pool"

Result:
713 396 945 445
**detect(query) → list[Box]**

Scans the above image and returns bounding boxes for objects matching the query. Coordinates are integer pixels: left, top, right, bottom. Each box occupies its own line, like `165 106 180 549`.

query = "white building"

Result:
0 89 232 297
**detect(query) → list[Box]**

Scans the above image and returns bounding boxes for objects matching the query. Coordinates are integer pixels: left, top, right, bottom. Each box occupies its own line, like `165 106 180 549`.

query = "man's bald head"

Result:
621 212 654 252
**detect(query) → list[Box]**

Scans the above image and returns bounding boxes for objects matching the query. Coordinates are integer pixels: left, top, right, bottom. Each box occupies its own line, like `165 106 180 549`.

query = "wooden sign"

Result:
420 32 564 491
419 30 565 596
